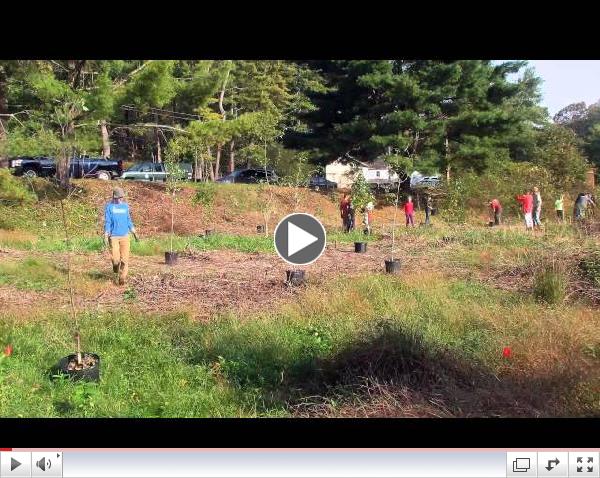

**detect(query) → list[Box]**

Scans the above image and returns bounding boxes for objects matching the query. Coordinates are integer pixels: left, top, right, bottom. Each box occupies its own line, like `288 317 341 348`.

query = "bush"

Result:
533 263 567 304
0 169 37 205
193 182 217 207
441 160 561 221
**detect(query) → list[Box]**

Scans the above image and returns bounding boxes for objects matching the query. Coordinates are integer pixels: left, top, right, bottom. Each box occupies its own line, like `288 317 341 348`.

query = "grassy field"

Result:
1 180 599 417
1 271 597 417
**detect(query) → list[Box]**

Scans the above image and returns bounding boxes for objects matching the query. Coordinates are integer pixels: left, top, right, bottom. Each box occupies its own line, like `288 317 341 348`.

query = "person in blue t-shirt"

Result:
103 187 138 285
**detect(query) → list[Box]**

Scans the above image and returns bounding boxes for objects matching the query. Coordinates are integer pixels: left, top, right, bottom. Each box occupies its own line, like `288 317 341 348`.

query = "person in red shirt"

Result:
516 191 534 230
489 198 502 226
404 196 415 227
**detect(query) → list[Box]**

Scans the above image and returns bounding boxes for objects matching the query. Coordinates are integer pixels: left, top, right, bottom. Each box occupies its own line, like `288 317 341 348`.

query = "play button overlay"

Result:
274 213 326 265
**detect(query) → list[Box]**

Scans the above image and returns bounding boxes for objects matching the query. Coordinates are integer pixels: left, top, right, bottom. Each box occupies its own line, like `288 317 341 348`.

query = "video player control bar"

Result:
1 451 598 478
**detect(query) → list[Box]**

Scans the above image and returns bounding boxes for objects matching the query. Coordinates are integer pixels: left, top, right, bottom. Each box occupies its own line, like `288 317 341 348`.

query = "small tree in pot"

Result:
383 155 414 274
350 171 374 252
163 156 185 266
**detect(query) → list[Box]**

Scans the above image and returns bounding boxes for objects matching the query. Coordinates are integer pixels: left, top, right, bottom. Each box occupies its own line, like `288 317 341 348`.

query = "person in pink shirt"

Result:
404 196 415 227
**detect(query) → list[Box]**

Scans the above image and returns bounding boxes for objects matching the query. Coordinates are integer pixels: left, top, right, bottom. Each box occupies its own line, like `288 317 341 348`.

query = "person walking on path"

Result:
532 186 543 228
104 187 138 286
489 198 502 226
404 196 415 227
516 190 534 231
340 193 351 232
555 194 564 222
425 195 434 226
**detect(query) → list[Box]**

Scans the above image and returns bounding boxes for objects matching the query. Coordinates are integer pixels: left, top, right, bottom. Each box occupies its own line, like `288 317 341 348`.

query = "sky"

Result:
520 60 600 117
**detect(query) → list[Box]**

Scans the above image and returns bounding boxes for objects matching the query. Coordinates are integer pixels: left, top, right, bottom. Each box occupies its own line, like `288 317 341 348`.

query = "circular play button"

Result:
274 213 327 265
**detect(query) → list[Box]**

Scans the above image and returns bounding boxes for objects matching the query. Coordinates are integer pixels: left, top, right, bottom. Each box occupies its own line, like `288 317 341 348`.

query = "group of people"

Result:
339 194 375 234
339 194 435 231
488 189 596 230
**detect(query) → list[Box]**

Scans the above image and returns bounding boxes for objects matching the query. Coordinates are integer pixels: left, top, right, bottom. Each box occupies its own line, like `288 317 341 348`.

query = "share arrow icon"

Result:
546 458 560 471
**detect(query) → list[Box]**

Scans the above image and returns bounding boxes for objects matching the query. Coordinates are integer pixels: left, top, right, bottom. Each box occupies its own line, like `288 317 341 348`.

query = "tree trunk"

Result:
444 136 450 183
57 147 70 190
155 128 162 163
100 120 111 158
228 140 235 173
215 144 222 179
207 146 215 182
0 68 7 162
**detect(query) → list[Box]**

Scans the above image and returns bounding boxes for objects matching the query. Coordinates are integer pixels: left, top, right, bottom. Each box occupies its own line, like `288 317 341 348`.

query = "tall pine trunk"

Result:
444 136 450 183
0 69 7 163
155 128 162 163
215 144 222 179
100 120 111 158
207 146 215 182
228 140 235 173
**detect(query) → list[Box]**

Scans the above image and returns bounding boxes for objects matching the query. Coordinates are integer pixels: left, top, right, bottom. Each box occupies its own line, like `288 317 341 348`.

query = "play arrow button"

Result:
287 221 318 257
274 213 326 266
11 458 21 471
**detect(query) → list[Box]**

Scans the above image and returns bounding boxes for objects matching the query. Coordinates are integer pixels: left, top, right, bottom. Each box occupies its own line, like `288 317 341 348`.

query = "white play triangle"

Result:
287 221 318 257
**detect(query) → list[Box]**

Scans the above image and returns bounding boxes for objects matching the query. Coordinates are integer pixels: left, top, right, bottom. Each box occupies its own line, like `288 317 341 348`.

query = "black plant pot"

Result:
257 225 265 234
355 242 367 253
205 229 214 237
165 251 178 265
56 353 100 382
286 270 305 286
385 259 401 274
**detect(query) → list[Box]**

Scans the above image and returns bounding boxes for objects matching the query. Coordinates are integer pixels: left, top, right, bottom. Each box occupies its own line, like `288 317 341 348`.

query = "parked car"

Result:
10 156 123 180
216 168 279 184
121 162 193 182
308 175 337 190
411 176 441 189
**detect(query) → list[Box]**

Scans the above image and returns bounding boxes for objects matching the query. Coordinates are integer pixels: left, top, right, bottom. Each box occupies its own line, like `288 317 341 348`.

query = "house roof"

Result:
367 159 389 170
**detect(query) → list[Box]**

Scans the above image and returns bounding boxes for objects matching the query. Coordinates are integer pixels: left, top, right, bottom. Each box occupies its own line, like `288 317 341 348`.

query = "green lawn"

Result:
1 273 597 417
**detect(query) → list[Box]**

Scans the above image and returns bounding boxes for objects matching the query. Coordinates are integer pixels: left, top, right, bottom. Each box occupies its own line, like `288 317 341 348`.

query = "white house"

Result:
325 159 398 188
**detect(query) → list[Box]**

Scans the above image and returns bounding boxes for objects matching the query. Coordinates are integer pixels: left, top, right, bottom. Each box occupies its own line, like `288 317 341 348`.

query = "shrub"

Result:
193 183 217 207
533 262 567 304
0 169 37 205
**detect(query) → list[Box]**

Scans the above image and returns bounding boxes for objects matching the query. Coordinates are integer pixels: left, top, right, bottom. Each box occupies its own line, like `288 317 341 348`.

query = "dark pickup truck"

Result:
9 156 123 180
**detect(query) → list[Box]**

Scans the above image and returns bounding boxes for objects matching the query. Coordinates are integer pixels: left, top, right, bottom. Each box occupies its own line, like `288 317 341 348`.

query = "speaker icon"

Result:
35 457 51 471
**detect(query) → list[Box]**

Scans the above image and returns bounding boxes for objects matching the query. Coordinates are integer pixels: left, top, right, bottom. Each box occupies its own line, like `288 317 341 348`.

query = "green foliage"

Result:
441 160 560 221
384 154 413 177
533 263 567 305
555 101 600 169
0 170 37 205
533 124 588 189
124 60 177 110
350 171 374 211
296 60 545 173
192 183 217 206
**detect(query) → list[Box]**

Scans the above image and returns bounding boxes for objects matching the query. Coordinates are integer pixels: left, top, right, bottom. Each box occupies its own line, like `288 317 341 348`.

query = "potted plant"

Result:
55 187 100 381
383 155 413 274
350 171 374 253
385 179 402 274
164 159 183 266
